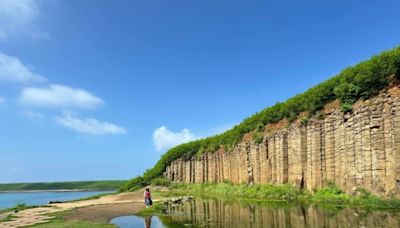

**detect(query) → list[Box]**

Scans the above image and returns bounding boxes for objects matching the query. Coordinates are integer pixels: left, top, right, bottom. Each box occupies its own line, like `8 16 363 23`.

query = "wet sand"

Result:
64 202 143 223
0 187 165 227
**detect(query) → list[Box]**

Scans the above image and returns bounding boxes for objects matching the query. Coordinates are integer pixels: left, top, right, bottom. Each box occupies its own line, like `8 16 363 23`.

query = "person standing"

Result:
144 188 152 208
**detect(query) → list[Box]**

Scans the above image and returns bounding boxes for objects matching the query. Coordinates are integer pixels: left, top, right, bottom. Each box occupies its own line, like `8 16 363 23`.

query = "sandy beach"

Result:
0 187 163 227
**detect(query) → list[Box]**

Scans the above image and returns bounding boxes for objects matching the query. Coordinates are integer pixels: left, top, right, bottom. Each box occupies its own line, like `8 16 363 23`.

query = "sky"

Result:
0 0 399 183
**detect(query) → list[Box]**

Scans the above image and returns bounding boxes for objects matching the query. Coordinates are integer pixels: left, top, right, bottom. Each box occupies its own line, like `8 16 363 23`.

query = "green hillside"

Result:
0 180 127 191
121 46 400 192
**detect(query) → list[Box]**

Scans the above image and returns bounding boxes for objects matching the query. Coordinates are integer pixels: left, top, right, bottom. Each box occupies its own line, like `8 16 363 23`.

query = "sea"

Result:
0 191 113 210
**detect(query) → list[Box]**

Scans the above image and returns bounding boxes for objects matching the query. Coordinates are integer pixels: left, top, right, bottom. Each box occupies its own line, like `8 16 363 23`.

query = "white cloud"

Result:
153 126 196 151
0 96 4 105
0 52 45 83
0 0 46 40
19 84 104 109
55 113 126 135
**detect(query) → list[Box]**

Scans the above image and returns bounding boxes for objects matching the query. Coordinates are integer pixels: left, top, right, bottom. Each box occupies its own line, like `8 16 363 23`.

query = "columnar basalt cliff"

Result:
165 88 400 197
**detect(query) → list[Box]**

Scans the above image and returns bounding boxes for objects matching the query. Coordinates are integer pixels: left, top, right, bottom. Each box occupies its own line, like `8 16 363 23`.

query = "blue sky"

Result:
0 0 399 183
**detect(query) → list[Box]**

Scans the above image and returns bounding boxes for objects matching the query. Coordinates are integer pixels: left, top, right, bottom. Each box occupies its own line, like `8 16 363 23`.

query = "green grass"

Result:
166 182 400 210
0 180 127 191
150 178 171 187
168 182 302 202
0 204 37 214
27 219 115 228
0 214 16 222
27 220 115 228
25 210 115 228
123 46 400 191
135 202 165 217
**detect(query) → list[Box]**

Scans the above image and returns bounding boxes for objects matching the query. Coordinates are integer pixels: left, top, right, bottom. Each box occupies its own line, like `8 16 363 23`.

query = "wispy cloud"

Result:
153 126 196 152
152 123 236 152
0 0 47 40
19 84 104 109
0 51 121 136
22 109 44 120
0 52 45 83
55 113 126 135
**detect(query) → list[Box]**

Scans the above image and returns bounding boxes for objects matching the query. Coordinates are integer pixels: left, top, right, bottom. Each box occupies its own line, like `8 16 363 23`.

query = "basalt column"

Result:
393 97 400 196
259 137 271 184
370 99 386 195
268 135 277 184
249 142 261 184
287 123 305 187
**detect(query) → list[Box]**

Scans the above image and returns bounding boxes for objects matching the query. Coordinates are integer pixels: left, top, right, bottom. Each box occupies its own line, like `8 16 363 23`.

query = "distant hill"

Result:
0 180 127 191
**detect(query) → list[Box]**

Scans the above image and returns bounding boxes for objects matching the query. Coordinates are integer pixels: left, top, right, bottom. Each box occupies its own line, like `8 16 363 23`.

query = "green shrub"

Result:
119 176 146 192
340 102 353 112
136 202 166 217
334 82 360 104
223 179 234 185
355 187 371 199
316 111 325 119
288 111 298 122
151 178 171 187
313 183 349 203
252 131 264 144
169 183 301 201
300 116 309 126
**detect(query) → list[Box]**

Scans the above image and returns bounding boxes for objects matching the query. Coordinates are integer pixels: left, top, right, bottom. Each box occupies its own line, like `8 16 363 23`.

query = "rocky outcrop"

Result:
165 88 400 197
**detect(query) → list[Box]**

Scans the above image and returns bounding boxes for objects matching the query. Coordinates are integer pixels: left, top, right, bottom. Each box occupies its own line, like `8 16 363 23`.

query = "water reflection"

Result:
144 216 151 228
110 215 165 228
162 199 400 228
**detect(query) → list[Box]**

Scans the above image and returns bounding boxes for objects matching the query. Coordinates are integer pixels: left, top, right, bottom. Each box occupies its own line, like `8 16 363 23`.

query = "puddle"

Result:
110 215 165 228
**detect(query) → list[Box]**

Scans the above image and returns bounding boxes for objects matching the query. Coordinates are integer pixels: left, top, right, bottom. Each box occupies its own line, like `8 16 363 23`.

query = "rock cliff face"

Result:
164 88 400 197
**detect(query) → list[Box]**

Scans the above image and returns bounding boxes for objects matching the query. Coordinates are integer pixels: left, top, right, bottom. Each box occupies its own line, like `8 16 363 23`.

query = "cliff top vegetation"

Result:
121 46 400 192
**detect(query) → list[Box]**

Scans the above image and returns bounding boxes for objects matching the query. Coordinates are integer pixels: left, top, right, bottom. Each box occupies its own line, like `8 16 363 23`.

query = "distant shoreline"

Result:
0 180 127 192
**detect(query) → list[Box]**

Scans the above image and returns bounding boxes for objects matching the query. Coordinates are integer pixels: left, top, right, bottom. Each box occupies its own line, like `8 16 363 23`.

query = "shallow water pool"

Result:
110 215 165 228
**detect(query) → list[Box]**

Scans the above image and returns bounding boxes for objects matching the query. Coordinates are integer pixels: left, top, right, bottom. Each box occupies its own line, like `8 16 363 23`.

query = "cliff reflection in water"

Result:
162 199 400 228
